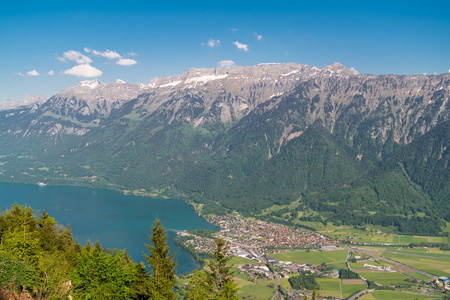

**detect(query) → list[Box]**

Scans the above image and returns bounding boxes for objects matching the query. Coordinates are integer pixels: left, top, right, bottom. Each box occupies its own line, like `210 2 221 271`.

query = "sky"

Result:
1 0 450 101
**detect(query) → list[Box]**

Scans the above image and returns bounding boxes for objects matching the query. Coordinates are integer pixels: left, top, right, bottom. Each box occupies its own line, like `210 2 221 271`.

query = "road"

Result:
270 273 282 300
346 250 373 300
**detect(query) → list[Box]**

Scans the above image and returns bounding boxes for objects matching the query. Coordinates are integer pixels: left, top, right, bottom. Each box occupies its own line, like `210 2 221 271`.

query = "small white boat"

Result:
38 182 47 186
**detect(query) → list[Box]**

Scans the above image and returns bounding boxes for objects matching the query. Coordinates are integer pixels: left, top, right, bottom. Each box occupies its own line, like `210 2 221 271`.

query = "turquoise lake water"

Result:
0 182 216 274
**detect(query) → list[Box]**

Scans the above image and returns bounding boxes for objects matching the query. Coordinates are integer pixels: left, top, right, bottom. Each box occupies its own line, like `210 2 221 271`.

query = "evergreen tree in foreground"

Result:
206 238 239 299
144 218 178 299
183 237 239 300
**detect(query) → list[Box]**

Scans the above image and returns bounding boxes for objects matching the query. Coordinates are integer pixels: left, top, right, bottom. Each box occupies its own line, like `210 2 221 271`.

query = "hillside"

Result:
0 63 448 234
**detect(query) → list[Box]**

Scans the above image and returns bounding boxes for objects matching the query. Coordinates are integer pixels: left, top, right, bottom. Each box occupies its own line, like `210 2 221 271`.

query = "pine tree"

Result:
183 270 212 300
37 209 57 252
206 238 239 300
143 218 177 300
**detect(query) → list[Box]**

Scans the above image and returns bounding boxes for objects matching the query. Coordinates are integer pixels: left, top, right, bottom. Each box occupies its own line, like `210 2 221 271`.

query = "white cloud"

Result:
84 47 91 53
61 50 92 64
233 41 249 52
16 72 25 77
48 70 54 76
208 38 220 48
26 69 39 76
127 51 138 56
92 49 121 60
116 58 137 66
63 64 102 77
217 60 235 68
229 28 238 32
254 32 263 41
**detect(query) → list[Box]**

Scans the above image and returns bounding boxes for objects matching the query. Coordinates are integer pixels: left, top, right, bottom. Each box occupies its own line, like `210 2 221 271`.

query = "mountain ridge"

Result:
0 62 448 235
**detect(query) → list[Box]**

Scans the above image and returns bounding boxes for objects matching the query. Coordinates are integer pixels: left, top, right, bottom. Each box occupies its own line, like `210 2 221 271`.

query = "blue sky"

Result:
2 0 450 101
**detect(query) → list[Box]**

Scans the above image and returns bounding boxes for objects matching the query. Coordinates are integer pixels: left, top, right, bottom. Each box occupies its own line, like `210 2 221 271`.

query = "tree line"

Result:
0 204 238 299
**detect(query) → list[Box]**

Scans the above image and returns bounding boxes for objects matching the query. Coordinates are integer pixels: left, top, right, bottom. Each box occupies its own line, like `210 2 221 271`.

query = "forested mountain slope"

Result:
0 63 448 234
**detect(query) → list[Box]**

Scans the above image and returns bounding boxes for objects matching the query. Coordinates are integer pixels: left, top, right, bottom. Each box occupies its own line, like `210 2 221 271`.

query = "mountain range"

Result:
0 62 448 235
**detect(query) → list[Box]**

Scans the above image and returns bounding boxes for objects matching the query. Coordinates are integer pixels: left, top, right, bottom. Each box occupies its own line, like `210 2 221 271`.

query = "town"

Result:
207 214 335 251
176 213 449 299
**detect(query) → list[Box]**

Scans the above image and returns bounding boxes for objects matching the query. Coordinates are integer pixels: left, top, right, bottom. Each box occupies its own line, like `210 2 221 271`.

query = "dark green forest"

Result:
288 271 319 290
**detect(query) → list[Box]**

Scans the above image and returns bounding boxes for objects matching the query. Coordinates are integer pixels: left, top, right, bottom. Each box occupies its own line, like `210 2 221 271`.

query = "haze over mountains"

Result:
0 94 48 110
0 62 448 235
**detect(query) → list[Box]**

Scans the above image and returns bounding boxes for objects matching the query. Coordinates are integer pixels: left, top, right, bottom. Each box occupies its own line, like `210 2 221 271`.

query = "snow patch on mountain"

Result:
159 80 182 88
185 74 229 84
79 79 103 89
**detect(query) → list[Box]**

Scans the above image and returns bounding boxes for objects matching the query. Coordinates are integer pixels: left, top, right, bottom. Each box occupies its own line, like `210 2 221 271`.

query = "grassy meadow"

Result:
359 290 442 299
359 271 411 286
271 250 348 268
236 278 277 299
381 253 450 277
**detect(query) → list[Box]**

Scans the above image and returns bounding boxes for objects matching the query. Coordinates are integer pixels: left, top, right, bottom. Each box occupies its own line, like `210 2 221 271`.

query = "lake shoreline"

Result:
0 181 216 274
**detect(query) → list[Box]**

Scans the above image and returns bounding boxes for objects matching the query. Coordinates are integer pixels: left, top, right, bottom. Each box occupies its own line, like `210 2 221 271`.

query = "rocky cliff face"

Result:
0 62 448 198
228 69 450 163
0 63 320 139
3 63 448 146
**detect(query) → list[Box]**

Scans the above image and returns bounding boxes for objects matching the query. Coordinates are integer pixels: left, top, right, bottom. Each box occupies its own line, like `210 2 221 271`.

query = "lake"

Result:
0 182 216 274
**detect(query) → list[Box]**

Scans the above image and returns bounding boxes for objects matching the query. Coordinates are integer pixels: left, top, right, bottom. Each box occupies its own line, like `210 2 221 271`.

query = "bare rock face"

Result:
0 63 448 149
129 62 362 126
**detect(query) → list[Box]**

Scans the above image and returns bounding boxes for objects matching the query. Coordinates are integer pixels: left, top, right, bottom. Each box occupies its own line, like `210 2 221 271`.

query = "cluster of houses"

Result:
265 256 329 279
180 234 216 253
287 290 317 300
206 214 335 251
237 264 274 280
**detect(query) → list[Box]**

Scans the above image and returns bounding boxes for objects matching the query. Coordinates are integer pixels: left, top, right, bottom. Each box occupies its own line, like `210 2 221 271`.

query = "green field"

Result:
359 290 441 299
356 234 450 245
410 272 433 281
316 278 342 297
315 278 365 298
271 250 348 268
381 253 450 277
307 220 450 246
342 283 367 298
280 278 291 290
237 279 276 299
233 268 254 281
356 246 450 261
392 250 450 260
176 278 190 286
358 271 411 286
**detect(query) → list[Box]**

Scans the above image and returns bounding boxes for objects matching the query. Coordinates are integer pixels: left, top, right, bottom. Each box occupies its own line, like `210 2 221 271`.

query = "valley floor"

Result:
176 210 450 299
